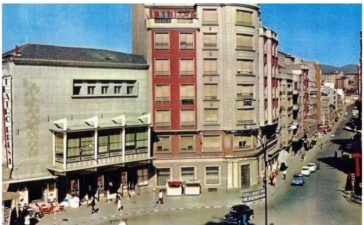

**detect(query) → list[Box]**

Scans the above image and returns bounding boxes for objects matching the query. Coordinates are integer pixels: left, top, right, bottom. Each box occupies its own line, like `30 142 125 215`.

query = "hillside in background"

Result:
321 64 358 74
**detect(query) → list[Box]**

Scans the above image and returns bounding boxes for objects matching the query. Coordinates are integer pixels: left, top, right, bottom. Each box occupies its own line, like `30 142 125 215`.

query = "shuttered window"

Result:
236 34 253 49
180 59 194 75
181 167 195 181
204 84 218 99
204 59 218 75
203 9 217 24
156 136 170 152
180 85 195 100
180 136 194 152
237 84 254 98
157 168 170 186
155 110 171 126
236 109 254 123
155 85 170 102
180 33 194 49
154 33 169 49
203 33 217 48
203 135 221 151
234 135 252 149
180 109 195 126
206 166 219 184
237 60 253 74
236 10 252 26
155 59 170 75
204 109 219 123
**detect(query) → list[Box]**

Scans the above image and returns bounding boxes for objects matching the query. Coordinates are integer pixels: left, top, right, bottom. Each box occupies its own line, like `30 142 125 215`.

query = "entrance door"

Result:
240 165 250 189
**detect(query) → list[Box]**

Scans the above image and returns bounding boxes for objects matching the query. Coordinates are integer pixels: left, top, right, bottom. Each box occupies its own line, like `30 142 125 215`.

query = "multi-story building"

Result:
2 44 152 203
284 62 306 152
133 3 278 191
344 72 359 95
258 27 280 171
335 76 348 90
321 86 337 127
322 70 343 89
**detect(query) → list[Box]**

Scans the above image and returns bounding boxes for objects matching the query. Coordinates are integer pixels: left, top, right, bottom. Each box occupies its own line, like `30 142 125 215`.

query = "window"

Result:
155 110 171 126
114 86 121 94
73 80 82 95
236 109 254 124
203 59 218 75
154 33 169 49
180 85 195 104
156 136 170 152
67 138 80 157
126 82 136 95
236 10 252 26
205 166 219 184
234 135 252 149
237 84 254 98
236 34 253 50
203 33 217 48
87 86 95 95
237 60 253 75
137 168 149 186
202 135 221 152
80 134 94 156
180 109 195 126
55 133 64 161
179 59 194 75
204 109 219 123
180 136 194 152
125 133 135 150
109 132 122 152
101 86 108 94
180 33 194 49
203 9 217 24
155 59 170 75
98 135 108 154
136 130 148 150
204 84 218 100
181 167 195 181
67 132 94 159
157 168 170 186
155 85 170 102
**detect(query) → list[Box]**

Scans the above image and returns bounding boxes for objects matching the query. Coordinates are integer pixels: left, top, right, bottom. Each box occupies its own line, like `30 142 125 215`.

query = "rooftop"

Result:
3 44 148 69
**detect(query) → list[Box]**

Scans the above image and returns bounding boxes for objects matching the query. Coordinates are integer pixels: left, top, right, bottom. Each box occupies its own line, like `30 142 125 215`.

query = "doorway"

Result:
240 164 250 189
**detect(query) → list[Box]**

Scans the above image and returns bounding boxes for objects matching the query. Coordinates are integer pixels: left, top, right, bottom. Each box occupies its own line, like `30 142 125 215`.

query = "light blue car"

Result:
291 173 304 186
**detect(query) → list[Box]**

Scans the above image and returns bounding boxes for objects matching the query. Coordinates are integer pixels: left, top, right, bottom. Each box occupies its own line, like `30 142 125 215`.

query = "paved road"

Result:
250 111 361 225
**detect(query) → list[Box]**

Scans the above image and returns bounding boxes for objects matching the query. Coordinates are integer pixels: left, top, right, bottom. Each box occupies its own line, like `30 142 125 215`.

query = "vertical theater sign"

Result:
2 75 13 169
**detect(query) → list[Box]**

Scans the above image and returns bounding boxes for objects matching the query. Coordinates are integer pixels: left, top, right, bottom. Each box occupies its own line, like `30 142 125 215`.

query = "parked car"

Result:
307 163 317 172
223 204 254 225
301 166 311 176
291 173 304 186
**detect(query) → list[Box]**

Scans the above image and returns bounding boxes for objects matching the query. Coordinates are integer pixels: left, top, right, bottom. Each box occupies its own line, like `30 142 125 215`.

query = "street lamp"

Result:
257 134 268 225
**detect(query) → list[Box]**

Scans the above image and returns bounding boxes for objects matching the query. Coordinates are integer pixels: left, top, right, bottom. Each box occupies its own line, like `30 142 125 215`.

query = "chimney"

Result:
14 45 22 56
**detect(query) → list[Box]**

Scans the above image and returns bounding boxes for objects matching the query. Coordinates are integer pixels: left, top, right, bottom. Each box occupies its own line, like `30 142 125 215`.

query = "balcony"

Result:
181 98 195 105
147 18 199 29
287 91 293 95
53 147 149 172
237 93 254 100
236 120 255 125
237 70 254 76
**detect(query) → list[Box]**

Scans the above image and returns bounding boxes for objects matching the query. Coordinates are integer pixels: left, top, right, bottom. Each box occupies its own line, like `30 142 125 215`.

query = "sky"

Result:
2 4 362 67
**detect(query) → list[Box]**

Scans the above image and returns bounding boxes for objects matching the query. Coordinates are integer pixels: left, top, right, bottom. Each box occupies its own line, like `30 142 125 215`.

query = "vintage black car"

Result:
223 204 254 225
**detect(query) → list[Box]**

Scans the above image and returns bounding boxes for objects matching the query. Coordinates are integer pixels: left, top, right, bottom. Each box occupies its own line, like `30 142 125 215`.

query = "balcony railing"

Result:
147 18 199 28
237 93 254 99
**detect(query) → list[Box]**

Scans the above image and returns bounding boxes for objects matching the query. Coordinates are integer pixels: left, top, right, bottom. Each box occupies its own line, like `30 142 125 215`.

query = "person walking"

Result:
157 190 164 204
282 170 287 180
90 196 97 214
116 193 123 212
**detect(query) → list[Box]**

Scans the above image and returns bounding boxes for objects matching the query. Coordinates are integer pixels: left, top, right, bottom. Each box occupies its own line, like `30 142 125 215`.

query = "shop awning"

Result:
2 192 19 201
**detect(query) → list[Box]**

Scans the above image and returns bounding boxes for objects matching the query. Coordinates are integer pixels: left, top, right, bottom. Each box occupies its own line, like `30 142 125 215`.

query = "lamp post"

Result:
257 134 268 225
